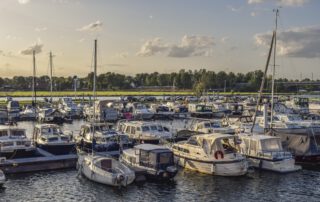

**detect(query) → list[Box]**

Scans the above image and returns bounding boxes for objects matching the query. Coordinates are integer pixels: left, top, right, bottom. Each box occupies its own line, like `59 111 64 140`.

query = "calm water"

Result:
1 121 320 202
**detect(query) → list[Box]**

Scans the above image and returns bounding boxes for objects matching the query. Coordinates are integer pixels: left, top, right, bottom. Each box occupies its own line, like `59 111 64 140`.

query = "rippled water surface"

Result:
1 121 320 202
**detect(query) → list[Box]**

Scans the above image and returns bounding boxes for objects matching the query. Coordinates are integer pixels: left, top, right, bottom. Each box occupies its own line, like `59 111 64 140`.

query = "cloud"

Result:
77 20 102 32
221 37 230 43
137 38 168 56
247 0 309 6
20 43 44 55
137 35 214 57
35 27 47 32
168 35 214 57
18 0 30 4
254 25 320 58
114 52 129 58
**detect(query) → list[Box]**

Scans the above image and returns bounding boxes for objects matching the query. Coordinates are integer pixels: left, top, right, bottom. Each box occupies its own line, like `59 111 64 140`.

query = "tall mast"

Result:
32 50 37 106
251 31 275 133
270 9 279 128
93 39 97 121
92 39 97 155
49 51 53 102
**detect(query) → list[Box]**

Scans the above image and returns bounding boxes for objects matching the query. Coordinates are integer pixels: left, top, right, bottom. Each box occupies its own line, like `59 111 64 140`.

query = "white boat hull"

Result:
78 155 135 187
174 156 248 176
247 157 301 173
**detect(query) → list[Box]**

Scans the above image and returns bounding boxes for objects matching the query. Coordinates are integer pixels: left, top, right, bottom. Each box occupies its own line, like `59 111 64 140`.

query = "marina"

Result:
1 0 320 201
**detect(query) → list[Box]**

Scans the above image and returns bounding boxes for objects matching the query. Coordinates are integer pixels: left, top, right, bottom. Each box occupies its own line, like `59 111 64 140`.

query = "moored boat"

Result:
78 154 135 187
120 144 178 180
172 134 248 176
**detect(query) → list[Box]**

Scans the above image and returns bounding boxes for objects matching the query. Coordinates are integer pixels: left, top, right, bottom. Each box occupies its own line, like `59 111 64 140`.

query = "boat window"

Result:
222 138 236 154
0 130 8 137
187 137 199 146
204 123 211 128
150 125 158 131
250 140 257 151
159 152 173 168
136 127 141 132
140 150 153 168
142 126 150 132
261 139 282 152
211 122 221 128
203 139 210 155
11 130 25 137
125 126 131 133
157 126 163 132
163 127 169 132
131 127 136 134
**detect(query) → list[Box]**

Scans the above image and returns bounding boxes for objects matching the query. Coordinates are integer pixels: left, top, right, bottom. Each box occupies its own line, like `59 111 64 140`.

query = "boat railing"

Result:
257 150 292 160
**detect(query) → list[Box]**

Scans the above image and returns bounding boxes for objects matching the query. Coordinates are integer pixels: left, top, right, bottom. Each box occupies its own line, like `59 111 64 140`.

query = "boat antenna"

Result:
49 51 54 103
92 39 97 154
251 32 276 133
32 50 37 107
270 8 279 128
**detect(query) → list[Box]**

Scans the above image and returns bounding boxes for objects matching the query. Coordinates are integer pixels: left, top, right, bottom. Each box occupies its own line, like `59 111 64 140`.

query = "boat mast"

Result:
32 50 37 107
270 9 279 128
49 51 53 102
93 39 97 122
251 31 275 133
92 39 97 154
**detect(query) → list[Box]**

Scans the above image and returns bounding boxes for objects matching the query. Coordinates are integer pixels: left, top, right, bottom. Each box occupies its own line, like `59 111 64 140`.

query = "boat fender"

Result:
214 151 224 159
117 174 125 182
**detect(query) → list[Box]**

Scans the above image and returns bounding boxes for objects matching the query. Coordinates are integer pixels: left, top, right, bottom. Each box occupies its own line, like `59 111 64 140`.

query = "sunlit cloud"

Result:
35 27 48 32
255 25 320 58
20 42 44 55
18 0 30 4
77 20 103 32
248 0 310 6
137 35 214 58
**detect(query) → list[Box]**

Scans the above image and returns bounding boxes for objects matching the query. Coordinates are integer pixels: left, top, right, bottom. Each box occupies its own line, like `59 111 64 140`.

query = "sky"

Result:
0 0 319 79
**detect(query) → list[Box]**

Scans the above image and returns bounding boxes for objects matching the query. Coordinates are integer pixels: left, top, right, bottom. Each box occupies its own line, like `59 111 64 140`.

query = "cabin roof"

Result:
135 144 169 151
194 133 233 142
239 133 280 141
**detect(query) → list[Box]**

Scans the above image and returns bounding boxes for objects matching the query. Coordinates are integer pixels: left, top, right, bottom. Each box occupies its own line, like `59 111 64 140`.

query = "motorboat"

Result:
171 134 248 176
38 107 66 124
237 133 301 173
166 102 188 118
191 120 235 134
58 97 82 118
117 121 173 144
78 154 135 187
0 125 36 159
33 124 75 155
120 144 178 180
188 104 213 118
285 97 309 114
0 169 5 187
225 116 265 134
84 100 118 122
7 100 20 120
126 103 154 120
20 105 37 121
149 104 174 119
74 123 129 152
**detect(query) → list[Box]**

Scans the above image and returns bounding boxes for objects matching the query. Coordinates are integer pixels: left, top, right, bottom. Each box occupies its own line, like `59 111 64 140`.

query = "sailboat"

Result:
77 39 135 187
236 9 301 173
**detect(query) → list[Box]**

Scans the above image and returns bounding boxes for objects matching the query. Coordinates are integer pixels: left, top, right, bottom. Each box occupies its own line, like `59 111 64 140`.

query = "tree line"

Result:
0 69 318 93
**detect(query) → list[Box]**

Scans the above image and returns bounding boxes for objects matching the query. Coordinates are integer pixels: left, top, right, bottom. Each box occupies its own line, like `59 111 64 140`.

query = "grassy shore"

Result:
0 90 274 97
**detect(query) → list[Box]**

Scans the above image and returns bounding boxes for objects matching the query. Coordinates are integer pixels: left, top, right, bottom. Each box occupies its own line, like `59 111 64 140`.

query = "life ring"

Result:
214 151 224 159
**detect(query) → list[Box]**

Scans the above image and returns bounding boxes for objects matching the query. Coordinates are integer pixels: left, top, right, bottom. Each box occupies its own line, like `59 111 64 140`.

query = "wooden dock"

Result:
0 148 77 174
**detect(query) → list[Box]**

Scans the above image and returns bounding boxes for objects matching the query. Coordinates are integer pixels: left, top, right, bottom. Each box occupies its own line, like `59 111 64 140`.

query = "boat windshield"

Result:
150 125 158 131
92 125 110 132
204 122 221 128
158 152 173 169
136 104 146 109
0 130 8 137
261 139 282 152
287 115 302 121
142 126 150 132
42 127 62 135
10 130 26 138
